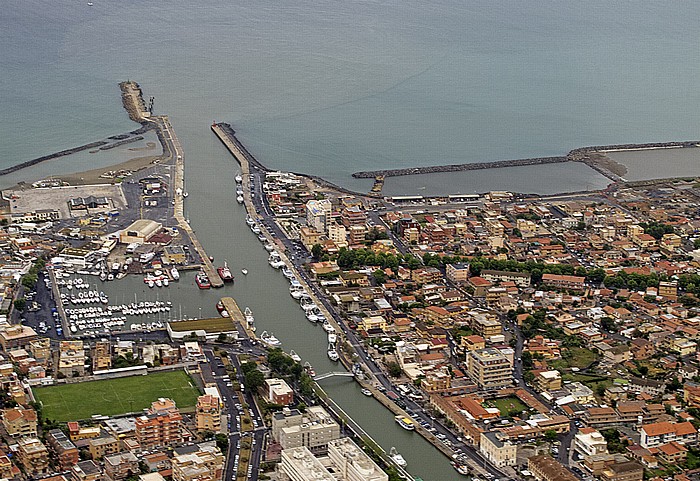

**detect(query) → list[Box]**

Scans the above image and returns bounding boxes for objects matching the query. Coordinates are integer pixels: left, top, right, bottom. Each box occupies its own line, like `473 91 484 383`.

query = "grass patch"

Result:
490 396 528 414
34 370 200 422
168 317 235 333
550 347 598 370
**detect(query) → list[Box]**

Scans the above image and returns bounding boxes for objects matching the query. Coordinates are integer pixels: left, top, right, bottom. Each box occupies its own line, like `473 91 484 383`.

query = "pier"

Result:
220 296 256 339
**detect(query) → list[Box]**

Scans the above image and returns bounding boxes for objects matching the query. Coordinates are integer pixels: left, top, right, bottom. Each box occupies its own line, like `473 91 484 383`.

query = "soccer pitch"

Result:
34 370 201 422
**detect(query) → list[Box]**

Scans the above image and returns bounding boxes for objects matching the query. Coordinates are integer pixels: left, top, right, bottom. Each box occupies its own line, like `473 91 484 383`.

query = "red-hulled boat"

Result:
217 261 234 283
195 271 211 289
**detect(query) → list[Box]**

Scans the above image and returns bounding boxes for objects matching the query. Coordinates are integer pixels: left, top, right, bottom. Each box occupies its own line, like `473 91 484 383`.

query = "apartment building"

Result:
574 428 608 457
171 444 224 481
541 273 585 291
272 406 340 453
135 398 183 449
58 340 86 377
104 452 139 481
306 199 332 233
71 460 103 481
16 437 50 475
640 421 697 448
2 407 37 437
196 394 222 433
480 270 531 287
466 348 512 390
88 435 120 459
327 438 388 481
47 429 79 470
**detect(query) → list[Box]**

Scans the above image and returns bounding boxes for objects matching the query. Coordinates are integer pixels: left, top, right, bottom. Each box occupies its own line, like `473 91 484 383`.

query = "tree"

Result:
387 361 402 377
13 298 25 312
216 333 229 343
544 429 558 443
311 244 324 261
215 433 229 451
244 368 265 391
373 269 387 285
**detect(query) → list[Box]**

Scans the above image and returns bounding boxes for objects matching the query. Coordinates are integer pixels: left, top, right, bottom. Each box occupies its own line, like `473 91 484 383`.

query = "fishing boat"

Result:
361 388 373 397
170 267 180 281
244 307 254 324
327 345 339 362
390 447 407 468
216 300 226 314
260 331 282 348
195 271 211 289
219 309 229 318
217 261 234 283
289 350 301 363
241 268 248 275
303 362 316 377
394 415 416 431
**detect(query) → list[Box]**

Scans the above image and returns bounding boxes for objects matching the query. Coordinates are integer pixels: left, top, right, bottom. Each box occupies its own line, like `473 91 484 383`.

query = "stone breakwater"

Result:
0 125 153 177
351 140 700 181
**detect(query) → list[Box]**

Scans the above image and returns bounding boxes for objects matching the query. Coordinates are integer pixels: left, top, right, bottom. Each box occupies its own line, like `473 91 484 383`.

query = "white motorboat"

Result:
235 173 243 183
289 350 301 363
260 331 282 348
389 447 407 467
170 267 180 281
327 346 339 362
237 195 244 204
246 215 255 226
322 323 335 334
328 333 337 344
241 268 248 275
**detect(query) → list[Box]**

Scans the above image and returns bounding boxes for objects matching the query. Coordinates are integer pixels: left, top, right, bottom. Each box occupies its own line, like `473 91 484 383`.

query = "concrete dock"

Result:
220 296 256 339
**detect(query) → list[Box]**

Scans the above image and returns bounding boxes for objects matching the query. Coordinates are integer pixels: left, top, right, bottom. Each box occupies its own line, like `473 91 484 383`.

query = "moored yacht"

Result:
327 344 339 361
260 331 282 348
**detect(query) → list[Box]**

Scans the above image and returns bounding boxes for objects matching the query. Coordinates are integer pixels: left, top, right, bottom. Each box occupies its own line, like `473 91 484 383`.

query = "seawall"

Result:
351 139 700 181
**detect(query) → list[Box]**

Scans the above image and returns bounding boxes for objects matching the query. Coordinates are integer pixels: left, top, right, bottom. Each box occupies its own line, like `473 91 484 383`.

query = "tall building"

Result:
280 438 387 481
135 398 184 449
92 341 112 371
196 394 221 433
16 437 50 476
466 348 512 390
171 443 224 481
272 406 340 453
340 205 366 228
47 429 79 470
306 199 332 234
327 438 387 481
2 407 37 437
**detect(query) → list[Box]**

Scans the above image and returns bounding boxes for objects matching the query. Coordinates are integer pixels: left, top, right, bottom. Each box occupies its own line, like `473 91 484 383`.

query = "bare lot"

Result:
6 184 127 219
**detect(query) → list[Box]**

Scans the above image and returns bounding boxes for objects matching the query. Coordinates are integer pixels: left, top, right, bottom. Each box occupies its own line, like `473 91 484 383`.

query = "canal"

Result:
102 128 465 480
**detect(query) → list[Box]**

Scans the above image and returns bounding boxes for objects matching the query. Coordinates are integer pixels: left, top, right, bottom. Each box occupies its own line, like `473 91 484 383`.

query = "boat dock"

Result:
220 296 256 339
165 117 222 288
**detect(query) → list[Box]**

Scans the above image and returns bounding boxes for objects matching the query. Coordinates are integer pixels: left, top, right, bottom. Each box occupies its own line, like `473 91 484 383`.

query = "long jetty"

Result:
120 81 222 287
351 139 700 181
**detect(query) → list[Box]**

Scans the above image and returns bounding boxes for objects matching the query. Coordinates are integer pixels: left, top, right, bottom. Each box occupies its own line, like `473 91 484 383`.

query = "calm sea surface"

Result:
3 2 700 479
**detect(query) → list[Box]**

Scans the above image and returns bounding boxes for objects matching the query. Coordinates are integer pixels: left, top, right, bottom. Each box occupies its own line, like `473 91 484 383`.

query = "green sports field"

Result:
34 370 201 422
